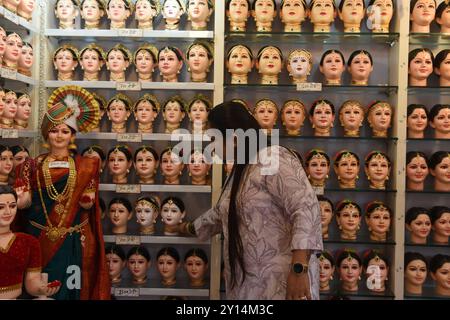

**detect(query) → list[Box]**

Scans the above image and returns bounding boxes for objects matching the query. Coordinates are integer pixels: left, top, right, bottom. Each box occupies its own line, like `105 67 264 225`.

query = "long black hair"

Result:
207 100 262 288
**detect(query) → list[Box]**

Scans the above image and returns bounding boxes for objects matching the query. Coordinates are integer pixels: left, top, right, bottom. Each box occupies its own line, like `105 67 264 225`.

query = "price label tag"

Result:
117 29 143 37
4 9 19 24
48 161 69 169
115 235 141 245
114 288 140 297
312 186 324 195
116 81 141 91
1 129 19 138
296 82 322 92
1 68 17 80
117 133 142 143
116 184 141 194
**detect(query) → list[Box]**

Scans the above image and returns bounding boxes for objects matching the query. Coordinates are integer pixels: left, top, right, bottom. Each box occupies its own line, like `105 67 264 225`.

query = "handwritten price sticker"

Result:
115 235 141 245
114 288 140 297
1 129 19 139
117 29 143 38
312 186 324 196
116 81 141 91
296 83 322 92
116 184 141 194
1 68 17 80
4 9 19 24
117 133 142 143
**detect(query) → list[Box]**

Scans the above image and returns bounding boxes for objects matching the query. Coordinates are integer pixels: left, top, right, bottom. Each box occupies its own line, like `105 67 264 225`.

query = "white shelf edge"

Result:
141 82 214 90
99 184 212 193
45 80 115 88
139 288 209 297
1 67 37 85
0 6 39 33
45 80 214 91
44 29 213 39
76 132 211 141
103 235 210 245
0 129 38 138
112 287 209 297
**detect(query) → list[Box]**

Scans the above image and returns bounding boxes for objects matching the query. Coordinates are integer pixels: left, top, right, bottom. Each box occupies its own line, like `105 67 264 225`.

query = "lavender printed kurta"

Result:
194 146 323 300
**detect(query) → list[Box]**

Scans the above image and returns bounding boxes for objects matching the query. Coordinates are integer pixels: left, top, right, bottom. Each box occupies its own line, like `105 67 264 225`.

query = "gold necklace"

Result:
36 161 76 242
42 157 77 216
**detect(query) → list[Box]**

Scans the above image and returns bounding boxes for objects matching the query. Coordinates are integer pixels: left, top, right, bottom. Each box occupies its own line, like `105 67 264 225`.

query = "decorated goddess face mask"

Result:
367 102 392 138
334 152 360 189
338 0 365 32
107 0 131 29
281 100 306 136
162 0 185 30
287 49 312 84
3 33 23 71
81 0 105 29
305 151 330 188
55 0 79 29
365 204 391 242
365 152 391 190
17 0 36 21
252 0 277 32
253 99 278 134
135 198 159 234
339 100 364 137
227 0 250 31
320 50 345 85
309 0 336 32
366 0 394 33
409 50 434 87
226 45 253 84
161 200 185 228
134 148 159 184
256 46 283 85
187 0 213 30
410 0 436 33
336 202 362 240
135 0 159 29
348 51 374 86
280 0 307 32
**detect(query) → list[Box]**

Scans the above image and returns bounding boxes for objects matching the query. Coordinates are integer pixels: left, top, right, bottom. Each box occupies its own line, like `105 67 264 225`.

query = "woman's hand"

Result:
38 281 61 297
286 272 311 300
15 186 31 209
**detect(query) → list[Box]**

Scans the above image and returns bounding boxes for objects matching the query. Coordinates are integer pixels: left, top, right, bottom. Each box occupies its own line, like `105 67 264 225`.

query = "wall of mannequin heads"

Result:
51 0 214 30
0 88 32 130
51 41 214 83
105 244 210 289
0 26 34 76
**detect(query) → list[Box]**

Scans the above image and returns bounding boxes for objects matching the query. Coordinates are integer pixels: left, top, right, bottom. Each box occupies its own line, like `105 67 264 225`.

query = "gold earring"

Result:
188 171 191 177
126 169 130 173
42 142 50 150
69 137 77 150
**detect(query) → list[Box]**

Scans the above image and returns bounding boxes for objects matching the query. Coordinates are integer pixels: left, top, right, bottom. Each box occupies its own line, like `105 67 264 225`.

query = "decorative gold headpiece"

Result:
53 44 79 62
187 40 214 59
188 94 212 113
80 43 106 61
254 99 278 114
134 94 161 114
107 43 132 62
134 43 159 64
107 93 133 111
163 95 187 112
287 49 312 67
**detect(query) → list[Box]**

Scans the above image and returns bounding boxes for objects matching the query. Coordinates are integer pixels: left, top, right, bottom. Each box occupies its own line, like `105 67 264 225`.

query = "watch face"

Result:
293 263 304 273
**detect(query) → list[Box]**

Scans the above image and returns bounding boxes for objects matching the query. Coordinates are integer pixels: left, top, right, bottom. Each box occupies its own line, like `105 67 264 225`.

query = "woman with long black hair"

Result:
181 101 323 300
